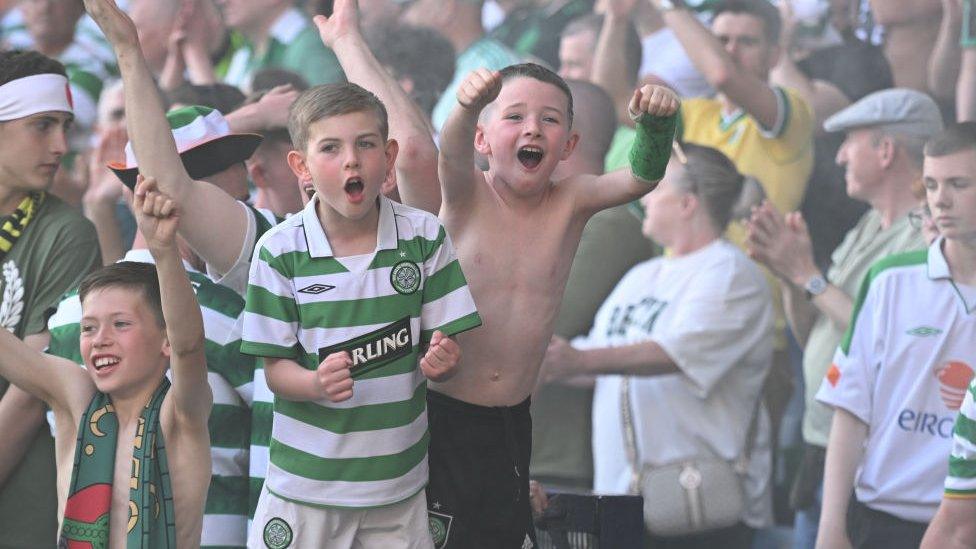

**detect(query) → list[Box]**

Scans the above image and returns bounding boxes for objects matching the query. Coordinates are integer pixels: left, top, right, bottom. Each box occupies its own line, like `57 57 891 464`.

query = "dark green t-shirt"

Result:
0 195 99 548
530 205 655 488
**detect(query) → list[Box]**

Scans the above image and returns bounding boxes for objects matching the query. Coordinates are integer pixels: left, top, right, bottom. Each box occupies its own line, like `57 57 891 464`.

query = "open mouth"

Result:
517 146 544 169
92 356 120 373
302 183 315 200
344 177 365 203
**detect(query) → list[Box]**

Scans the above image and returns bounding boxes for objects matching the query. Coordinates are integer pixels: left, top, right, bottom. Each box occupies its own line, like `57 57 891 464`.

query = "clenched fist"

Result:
457 68 503 113
420 331 461 382
316 351 354 402
628 85 680 120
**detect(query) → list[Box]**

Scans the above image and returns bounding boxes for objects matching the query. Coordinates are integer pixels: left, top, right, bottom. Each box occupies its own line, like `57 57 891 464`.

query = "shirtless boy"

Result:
425 64 679 547
0 176 211 548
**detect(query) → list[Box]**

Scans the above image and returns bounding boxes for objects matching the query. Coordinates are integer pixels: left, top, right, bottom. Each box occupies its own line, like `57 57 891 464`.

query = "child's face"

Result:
475 77 578 195
288 111 397 220
80 287 170 397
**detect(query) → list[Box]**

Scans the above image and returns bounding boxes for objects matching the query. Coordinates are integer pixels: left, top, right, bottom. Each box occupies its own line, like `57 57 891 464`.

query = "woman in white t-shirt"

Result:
542 143 775 549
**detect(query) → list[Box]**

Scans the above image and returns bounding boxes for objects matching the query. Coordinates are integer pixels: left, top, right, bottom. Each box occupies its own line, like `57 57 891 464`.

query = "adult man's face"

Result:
836 128 886 202
558 30 596 81
711 12 777 81
21 0 84 46
215 0 281 32
0 111 72 196
923 149 976 243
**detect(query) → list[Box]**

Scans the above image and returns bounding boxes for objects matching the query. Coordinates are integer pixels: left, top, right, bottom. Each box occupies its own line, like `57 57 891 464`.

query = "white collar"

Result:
300 194 400 258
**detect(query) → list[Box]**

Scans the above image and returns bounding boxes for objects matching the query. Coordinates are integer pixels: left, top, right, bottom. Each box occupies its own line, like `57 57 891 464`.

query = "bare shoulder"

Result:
46 354 98 418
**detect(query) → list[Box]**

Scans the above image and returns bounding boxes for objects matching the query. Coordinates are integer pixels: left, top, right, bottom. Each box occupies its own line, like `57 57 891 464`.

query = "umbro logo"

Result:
907 326 942 337
298 283 335 295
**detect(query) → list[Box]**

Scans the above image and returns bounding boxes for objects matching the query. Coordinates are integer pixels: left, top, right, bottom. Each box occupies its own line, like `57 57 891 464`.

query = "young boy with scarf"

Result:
0 174 212 548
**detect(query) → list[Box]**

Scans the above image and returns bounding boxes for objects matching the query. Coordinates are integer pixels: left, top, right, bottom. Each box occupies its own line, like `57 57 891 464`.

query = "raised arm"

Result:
649 0 780 129
770 1 851 133
84 0 248 276
133 176 210 421
438 69 500 208
575 85 679 214
592 0 642 126
0 330 90 414
314 0 441 214
928 0 963 104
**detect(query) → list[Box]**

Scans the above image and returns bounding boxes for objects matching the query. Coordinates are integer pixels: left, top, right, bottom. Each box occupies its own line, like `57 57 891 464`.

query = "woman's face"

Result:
640 160 690 246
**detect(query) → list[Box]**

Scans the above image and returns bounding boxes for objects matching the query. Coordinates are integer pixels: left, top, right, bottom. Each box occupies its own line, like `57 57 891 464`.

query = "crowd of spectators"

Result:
0 0 975 548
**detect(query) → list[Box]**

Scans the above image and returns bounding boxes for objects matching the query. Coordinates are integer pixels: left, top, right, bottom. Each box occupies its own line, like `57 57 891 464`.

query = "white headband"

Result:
0 74 73 121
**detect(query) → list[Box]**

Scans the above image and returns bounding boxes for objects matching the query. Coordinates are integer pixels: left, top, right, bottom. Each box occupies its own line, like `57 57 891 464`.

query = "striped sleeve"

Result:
947 382 976 497
241 244 302 359
47 291 83 364
420 224 481 343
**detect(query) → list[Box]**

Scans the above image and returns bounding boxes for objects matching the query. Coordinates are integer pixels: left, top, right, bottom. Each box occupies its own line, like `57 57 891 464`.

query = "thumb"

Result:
628 88 643 115
430 330 444 347
312 14 330 32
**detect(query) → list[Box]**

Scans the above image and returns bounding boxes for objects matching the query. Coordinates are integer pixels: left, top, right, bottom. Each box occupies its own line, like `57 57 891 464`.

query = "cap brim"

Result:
110 133 264 190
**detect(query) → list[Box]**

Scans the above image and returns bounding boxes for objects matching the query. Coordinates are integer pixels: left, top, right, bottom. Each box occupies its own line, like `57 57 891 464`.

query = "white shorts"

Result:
247 487 435 549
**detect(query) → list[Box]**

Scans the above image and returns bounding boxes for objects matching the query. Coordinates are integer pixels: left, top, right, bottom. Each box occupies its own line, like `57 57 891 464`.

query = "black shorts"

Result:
426 390 536 549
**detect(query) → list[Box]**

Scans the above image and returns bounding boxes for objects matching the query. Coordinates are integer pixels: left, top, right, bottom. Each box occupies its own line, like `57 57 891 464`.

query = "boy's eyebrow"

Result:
315 132 382 144
500 103 568 116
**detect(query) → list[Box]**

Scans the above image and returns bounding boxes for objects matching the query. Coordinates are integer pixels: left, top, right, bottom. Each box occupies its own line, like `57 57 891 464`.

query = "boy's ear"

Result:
160 335 171 359
559 130 580 161
286 150 310 181
679 191 698 218
474 124 492 156
248 158 268 190
381 138 400 195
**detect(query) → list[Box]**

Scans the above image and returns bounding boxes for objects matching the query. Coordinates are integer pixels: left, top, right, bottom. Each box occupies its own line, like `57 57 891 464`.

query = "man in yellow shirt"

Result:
651 0 814 226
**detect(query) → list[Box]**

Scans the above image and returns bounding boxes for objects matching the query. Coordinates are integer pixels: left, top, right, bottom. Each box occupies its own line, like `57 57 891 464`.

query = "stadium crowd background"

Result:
0 0 974 547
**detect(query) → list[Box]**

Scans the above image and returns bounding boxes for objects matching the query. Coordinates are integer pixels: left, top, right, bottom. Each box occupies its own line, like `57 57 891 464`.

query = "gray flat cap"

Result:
823 88 943 139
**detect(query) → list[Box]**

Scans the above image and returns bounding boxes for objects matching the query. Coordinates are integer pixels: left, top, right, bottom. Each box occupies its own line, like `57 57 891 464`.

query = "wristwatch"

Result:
803 274 828 300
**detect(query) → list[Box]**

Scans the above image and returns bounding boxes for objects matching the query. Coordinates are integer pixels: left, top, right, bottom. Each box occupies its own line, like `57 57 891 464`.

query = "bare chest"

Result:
109 423 138 549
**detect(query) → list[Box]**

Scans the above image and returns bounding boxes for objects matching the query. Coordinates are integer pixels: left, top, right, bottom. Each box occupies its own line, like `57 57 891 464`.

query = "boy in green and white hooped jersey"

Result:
241 82 481 548
47 248 255 549
816 122 976 549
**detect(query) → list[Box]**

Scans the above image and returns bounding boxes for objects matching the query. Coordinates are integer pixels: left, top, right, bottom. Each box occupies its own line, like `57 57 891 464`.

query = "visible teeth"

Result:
521 146 543 153
94 357 119 368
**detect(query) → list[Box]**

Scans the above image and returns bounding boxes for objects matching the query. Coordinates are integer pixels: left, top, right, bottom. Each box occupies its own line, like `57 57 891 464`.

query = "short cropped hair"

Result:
365 24 456 118
165 83 246 114
924 122 976 158
561 14 642 87
713 0 782 44
79 262 165 328
673 143 745 232
566 80 616 159
499 63 574 126
0 50 66 86
288 83 389 152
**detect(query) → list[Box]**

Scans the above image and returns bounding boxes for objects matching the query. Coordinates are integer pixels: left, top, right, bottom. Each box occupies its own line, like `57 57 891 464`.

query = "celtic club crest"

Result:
390 261 421 295
428 510 453 548
263 517 293 549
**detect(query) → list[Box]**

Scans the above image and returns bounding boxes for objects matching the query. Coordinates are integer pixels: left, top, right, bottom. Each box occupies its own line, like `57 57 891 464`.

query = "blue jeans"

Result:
792 480 822 549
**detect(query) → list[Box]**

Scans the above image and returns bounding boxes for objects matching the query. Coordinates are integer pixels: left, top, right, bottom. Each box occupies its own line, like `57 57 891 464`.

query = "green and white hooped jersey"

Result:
241 195 481 508
947 379 976 498
816 238 976 523
47 249 255 549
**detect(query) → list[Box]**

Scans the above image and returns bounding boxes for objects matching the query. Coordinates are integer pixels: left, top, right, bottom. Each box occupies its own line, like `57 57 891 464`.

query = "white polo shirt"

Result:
817 238 976 523
586 239 775 528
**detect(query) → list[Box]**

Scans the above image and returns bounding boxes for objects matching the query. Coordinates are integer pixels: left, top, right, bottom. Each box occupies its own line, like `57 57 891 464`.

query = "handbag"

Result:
619 375 762 537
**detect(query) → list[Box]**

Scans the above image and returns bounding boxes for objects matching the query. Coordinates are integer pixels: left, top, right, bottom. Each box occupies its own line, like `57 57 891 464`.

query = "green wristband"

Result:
629 111 678 183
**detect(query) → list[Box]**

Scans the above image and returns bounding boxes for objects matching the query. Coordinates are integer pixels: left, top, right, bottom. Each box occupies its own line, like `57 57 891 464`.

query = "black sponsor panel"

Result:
318 316 413 379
